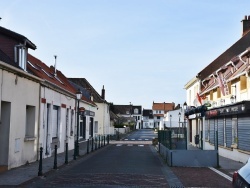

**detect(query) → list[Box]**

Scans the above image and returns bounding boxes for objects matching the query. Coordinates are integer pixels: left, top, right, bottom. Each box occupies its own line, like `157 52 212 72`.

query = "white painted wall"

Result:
39 86 75 158
95 102 111 135
0 68 40 169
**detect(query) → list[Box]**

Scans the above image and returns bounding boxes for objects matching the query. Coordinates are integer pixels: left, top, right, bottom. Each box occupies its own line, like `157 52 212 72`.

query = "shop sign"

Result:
205 104 247 118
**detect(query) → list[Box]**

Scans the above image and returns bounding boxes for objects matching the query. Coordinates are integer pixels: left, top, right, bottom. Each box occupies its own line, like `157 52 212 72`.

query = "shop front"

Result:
205 101 250 162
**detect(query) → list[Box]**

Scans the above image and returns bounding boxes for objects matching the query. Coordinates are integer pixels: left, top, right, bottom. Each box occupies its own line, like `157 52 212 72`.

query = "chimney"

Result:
101 85 105 100
242 15 250 36
54 55 57 77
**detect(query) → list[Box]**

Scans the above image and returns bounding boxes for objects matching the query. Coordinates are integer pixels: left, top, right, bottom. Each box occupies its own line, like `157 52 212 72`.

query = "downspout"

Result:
37 82 42 160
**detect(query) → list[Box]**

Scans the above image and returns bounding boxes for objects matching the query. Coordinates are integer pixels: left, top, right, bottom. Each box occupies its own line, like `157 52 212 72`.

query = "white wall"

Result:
39 86 75 158
0 69 40 169
95 102 111 135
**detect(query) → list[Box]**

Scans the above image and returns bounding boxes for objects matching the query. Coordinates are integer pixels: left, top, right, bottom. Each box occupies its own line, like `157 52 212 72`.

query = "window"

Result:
240 75 247 90
210 91 213 100
232 117 238 145
228 82 232 94
157 116 160 119
138 116 140 120
134 108 138 114
217 87 221 98
52 106 59 138
25 105 36 138
94 121 98 133
79 116 86 139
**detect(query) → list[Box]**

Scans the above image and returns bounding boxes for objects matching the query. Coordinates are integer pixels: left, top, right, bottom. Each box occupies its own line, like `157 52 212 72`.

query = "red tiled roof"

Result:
152 102 175 111
27 54 95 105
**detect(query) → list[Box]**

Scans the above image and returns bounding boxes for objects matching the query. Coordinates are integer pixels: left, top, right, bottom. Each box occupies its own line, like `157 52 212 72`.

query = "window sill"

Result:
24 136 36 142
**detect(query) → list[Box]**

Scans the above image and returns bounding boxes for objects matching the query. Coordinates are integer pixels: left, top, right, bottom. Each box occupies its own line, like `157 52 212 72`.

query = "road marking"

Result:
138 139 142 140
116 144 122 146
131 139 135 140
127 144 133 146
209 167 232 181
138 145 144 147
124 139 128 140
145 139 149 140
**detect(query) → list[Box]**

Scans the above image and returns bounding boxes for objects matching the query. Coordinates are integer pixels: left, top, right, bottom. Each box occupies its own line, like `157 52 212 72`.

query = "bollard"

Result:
107 135 109 145
104 135 106 146
99 135 100 149
65 142 68 164
91 138 94 152
95 137 97 150
74 141 77 160
53 145 57 169
38 147 43 176
87 139 89 154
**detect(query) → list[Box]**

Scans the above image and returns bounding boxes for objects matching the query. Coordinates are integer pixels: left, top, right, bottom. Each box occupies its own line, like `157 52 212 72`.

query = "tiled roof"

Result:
143 109 153 119
68 78 105 103
0 49 20 68
152 102 175 111
112 105 132 115
0 26 36 50
27 54 95 105
197 32 250 80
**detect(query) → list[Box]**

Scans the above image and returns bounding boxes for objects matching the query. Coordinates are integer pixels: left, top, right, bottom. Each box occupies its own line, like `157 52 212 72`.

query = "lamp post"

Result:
178 112 181 141
183 102 187 150
170 114 172 129
74 89 82 159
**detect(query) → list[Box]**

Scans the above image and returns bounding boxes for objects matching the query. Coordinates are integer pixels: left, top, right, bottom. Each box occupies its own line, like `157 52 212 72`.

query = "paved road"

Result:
20 129 234 188
123 129 157 141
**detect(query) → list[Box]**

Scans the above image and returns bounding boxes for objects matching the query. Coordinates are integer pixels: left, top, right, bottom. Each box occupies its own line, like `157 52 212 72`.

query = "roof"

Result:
68 78 105 103
112 105 132 115
0 49 20 68
197 31 250 80
142 109 154 119
200 51 248 96
0 26 36 50
27 54 95 106
152 102 175 111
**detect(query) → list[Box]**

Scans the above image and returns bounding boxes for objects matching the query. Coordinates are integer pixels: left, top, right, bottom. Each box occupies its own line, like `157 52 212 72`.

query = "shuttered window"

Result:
240 75 247 90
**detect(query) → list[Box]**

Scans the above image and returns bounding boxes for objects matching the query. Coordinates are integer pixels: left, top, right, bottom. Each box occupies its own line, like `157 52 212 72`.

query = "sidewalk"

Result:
0 139 108 186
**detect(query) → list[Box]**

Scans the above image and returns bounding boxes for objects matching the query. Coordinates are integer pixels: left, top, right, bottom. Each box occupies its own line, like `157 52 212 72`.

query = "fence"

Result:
158 128 187 150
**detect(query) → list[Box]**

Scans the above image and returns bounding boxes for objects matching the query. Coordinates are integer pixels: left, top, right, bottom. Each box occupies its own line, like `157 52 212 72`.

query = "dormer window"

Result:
14 44 27 71
134 108 138 114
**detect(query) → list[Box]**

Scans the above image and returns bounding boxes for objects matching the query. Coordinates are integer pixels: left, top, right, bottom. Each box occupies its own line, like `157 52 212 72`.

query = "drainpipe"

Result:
37 83 42 160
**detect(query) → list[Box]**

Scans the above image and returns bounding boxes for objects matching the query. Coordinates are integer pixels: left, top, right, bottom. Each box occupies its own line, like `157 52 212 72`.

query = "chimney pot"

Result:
245 15 248 20
248 15 250 20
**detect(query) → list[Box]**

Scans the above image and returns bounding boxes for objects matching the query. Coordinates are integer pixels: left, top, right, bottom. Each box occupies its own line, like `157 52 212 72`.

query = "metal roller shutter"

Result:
218 118 224 146
209 119 215 144
238 116 250 151
225 117 232 148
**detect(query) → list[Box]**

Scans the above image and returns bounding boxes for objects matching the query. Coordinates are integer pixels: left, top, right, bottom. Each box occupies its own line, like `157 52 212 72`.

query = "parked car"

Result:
232 157 250 188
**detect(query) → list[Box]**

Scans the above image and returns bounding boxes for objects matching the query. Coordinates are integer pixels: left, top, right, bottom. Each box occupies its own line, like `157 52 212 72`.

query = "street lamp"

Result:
178 112 181 141
170 114 172 128
74 89 82 159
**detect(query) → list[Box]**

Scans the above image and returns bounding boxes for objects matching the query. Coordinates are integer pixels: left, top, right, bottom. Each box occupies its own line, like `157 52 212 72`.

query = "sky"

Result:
1 0 250 109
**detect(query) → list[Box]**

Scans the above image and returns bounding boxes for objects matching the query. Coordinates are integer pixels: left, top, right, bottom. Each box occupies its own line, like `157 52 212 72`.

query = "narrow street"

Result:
22 129 232 188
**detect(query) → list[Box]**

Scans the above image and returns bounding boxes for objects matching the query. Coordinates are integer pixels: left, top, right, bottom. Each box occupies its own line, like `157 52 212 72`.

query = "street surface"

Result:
22 129 232 188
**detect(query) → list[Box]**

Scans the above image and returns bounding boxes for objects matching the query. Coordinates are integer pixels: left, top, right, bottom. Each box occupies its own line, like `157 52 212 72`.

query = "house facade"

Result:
69 79 112 136
28 55 97 158
0 26 41 171
185 16 250 163
142 109 154 129
152 102 175 130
